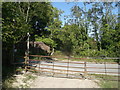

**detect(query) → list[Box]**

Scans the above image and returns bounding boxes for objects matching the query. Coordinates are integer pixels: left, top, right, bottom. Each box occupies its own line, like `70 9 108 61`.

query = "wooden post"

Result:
67 57 69 77
53 59 54 77
104 61 107 75
24 56 28 74
27 32 30 60
84 61 87 77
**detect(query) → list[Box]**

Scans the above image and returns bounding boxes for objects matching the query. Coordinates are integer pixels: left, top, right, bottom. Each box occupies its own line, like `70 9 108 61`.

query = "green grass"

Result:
16 68 24 72
89 74 119 88
51 51 118 63
54 57 117 63
100 80 118 88
29 56 41 60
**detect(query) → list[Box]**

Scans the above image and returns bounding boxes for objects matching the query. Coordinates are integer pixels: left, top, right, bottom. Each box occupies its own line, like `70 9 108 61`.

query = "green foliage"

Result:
2 2 61 64
2 2 30 44
101 21 120 57
35 35 57 47
2 2 120 65
56 24 87 56
74 49 108 57
53 50 64 56
2 2 58 45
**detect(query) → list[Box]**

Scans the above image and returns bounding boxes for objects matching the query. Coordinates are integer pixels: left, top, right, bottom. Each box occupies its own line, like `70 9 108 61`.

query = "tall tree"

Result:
100 2 119 56
2 2 58 64
87 2 104 51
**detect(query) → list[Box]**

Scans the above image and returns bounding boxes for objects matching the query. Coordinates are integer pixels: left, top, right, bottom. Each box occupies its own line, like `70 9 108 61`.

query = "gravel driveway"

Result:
30 76 100 88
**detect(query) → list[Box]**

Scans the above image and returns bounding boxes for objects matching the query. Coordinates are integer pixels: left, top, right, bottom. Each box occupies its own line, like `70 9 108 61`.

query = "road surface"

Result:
29 59 119 76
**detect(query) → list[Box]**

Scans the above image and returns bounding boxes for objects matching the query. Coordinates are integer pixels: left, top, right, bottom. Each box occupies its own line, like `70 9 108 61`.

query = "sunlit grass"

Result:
89 74 119 88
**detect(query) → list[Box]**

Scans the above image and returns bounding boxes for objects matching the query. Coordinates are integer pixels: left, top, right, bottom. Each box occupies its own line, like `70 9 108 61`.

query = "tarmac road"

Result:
30 60 119 76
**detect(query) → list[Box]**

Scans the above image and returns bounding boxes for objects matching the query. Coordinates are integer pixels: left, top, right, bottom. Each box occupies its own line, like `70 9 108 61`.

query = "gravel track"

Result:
30 76 100 88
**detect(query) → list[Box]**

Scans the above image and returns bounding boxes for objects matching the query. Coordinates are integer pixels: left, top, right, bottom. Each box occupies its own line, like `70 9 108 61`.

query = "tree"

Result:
34 6 63 52
57 24 87 56
100 2 119 56
2 2 60 64
61 2 119 57
87 2 104 51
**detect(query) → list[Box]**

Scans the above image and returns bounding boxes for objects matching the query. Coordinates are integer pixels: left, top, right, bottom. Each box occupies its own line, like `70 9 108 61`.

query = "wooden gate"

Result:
23 55 120 80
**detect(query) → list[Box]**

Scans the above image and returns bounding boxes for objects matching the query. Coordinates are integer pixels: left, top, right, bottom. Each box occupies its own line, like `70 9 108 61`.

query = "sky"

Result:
51 2 118 26
51 2 85 26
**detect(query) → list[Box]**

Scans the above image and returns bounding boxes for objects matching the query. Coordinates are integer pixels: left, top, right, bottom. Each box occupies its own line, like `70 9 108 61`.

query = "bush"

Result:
75 49 108 57
53 50 65 57
35 35 57 48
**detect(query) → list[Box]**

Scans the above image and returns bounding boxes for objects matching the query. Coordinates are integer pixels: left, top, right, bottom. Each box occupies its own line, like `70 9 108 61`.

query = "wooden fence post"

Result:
104 61 107 75
39 57 41 76
24 56 28 74
53 59 55 77
84 61 87 77
67 57 69 77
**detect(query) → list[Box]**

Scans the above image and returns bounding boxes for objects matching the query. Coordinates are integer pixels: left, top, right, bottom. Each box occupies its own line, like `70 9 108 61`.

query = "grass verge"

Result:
89 74 119 88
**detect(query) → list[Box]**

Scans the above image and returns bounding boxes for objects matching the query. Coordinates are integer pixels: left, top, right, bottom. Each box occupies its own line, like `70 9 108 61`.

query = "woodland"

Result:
2 2 120 63
2 2 120 88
